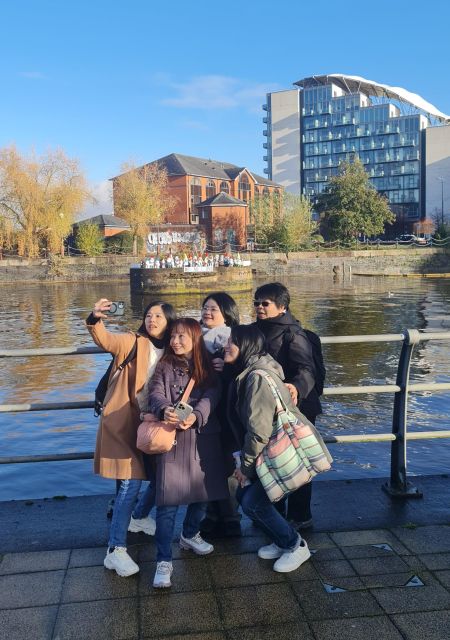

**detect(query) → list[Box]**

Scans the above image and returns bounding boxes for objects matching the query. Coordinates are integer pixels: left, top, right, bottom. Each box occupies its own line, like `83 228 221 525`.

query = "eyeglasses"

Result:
202 306 220 313
253 300 273 307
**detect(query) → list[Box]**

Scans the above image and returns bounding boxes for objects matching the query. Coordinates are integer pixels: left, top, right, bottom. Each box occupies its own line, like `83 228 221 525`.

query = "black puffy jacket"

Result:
255 311 322 421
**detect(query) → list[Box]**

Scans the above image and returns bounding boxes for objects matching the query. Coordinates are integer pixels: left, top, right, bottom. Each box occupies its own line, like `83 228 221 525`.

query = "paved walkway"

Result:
1 477 449 639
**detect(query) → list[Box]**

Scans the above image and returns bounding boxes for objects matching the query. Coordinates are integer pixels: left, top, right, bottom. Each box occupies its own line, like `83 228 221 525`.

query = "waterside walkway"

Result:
1 475 449 640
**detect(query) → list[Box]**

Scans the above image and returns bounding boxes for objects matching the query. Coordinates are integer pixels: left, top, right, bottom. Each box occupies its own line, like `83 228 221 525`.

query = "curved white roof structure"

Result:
295 74 450 123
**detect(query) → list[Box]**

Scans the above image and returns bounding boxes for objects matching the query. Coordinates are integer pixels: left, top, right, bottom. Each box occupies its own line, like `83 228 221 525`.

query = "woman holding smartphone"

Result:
86 298 176 578
148 317 228 588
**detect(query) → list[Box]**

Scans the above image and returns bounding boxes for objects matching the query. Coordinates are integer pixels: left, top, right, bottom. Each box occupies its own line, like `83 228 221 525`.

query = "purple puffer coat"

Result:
148 358 229 506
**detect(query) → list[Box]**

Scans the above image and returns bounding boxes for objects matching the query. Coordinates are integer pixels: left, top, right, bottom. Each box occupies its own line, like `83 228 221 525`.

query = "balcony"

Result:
263 129 268 136
262 104 268 111
263 142 268 149
263 168 269 174
263 155 268 162
263 117 268 124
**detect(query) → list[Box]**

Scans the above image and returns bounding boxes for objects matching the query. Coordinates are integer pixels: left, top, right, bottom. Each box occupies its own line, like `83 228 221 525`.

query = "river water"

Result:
1 275 450 501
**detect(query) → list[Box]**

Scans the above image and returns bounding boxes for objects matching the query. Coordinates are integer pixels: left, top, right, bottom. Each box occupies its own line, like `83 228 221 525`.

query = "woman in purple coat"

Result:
147 318 228 588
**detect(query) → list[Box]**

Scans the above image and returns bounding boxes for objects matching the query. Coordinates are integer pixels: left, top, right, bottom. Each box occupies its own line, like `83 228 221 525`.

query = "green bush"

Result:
75 223 104 256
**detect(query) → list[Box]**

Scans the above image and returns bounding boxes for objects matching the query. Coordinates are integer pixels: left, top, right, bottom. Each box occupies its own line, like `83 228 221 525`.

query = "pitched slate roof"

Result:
196 192 248 207
76 214 130 229
113 153 281 187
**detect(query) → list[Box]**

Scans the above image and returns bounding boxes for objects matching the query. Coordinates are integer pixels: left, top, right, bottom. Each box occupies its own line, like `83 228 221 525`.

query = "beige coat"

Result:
87 320 159 480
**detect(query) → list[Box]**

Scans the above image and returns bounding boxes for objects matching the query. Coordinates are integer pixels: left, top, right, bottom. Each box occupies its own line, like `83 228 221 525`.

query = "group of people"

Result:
140 252 247 270
87 282 324 588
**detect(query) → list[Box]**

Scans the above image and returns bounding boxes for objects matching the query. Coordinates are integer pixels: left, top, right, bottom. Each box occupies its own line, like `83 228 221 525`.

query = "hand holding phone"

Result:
105 301 125 316
173 401 193 422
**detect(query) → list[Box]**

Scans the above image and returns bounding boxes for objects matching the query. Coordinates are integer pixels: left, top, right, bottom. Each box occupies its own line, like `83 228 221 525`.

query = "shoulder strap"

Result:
180 377 195 402
252 369 286 412
109 336 138 385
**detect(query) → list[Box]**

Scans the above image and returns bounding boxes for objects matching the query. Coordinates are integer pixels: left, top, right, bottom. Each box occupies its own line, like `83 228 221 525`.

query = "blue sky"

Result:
1 0 449 216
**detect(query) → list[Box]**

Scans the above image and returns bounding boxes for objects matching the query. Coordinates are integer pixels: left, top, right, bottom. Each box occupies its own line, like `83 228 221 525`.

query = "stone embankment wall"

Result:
1 248 450 283
250 248 450 278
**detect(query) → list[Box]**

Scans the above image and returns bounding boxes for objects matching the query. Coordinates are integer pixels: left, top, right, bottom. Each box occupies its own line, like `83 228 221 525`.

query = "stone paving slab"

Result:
418 552 450 570
0 570 65 609
292 577 384 620
217 583 305 629
310 615 405 640
0 550 70 575
0 605 58 640
391 524 450 554
53 598 138 640
140 591 221 636
392 610 450 640
371 580 450 614
61 565 138 603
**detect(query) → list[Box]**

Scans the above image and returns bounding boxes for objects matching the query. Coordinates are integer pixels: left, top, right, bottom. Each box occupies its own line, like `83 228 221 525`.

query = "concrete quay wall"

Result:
1 248 450 282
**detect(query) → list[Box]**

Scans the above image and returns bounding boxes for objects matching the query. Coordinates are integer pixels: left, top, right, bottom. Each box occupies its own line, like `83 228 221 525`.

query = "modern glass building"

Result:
264 75 450 235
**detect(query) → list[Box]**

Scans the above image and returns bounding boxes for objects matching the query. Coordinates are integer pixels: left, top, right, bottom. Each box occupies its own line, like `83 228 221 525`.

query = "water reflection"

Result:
1 275 450 500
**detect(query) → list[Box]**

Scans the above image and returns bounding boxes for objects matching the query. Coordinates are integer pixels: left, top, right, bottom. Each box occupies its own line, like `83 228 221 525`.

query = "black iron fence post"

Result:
383 328 423 498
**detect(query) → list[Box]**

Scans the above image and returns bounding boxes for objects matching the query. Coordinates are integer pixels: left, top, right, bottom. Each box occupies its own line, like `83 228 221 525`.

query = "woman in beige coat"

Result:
87 298 176 577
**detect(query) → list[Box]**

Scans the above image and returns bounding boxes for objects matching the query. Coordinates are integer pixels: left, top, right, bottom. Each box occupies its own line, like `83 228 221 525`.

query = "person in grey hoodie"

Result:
224 324 311 573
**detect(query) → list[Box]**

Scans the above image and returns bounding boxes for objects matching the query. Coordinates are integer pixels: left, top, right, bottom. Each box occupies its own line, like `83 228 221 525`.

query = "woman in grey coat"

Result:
224 324 312 574
147 318 228 588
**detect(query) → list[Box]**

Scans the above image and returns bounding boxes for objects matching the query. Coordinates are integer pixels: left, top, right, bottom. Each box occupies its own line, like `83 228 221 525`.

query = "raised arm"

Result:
86 298 134 356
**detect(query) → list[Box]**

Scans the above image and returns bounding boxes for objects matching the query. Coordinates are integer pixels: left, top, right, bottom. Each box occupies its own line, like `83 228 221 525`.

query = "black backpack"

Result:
283 326 326 396
94 337 138 416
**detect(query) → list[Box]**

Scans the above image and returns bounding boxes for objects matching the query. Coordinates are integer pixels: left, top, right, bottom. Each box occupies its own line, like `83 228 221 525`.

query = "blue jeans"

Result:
156 502 208 562
109 479 142 548
132 482 156 519
109 480 156 548
236 480 300 551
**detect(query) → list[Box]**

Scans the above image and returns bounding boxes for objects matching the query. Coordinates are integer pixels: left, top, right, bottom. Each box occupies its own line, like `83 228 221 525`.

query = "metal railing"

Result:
1 330 450 498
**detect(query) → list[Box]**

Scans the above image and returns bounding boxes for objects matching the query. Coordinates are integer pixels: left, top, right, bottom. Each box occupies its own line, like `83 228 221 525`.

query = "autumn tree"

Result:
316 158 395 242
113 162 176 255
271 193 317 249
75 222 104 256
0 146 89 257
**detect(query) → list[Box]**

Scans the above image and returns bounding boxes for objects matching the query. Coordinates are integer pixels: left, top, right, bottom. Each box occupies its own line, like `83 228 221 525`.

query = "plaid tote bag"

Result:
255 370 332 503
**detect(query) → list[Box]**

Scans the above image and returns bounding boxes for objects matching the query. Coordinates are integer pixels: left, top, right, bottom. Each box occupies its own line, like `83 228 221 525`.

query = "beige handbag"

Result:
136 378 195 454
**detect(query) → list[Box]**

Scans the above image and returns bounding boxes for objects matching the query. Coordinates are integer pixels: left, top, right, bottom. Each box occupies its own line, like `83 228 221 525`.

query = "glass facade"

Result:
299 82 424 220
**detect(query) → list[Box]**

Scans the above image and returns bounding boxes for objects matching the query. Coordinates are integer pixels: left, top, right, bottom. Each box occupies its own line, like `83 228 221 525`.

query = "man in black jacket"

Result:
252 282 322 529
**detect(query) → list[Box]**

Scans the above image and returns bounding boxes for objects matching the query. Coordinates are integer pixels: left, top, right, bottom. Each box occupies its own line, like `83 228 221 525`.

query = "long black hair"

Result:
202 292 240 327
137 300 177 343
230 324 266 371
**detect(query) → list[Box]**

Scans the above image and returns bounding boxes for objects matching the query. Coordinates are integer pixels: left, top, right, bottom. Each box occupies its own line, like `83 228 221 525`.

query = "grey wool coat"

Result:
148 359 229 506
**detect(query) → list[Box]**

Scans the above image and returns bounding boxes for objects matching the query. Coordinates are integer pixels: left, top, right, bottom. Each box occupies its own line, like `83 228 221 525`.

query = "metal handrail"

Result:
1 329 450 498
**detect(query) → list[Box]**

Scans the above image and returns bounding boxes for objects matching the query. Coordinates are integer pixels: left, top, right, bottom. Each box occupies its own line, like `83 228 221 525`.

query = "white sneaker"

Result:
179 532 214 555
153 561 173 588
104 547 139 577
273 539 311 573
257 542 284 560
128 515 156 536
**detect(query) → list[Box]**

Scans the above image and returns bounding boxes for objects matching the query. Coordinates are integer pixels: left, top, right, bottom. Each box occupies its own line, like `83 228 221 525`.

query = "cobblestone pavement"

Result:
1 518 449 640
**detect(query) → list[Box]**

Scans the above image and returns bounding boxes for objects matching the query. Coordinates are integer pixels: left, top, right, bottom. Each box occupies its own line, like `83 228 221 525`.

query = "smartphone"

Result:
106 301 125 316
173 401 193 421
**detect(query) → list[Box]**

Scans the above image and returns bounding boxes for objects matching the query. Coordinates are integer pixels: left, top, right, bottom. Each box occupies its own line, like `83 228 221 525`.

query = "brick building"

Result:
112 153 282 248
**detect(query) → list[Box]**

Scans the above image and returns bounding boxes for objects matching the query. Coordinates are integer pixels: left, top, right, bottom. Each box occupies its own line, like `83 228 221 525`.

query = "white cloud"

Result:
19 71 46 80
159 74 280 112
76 180 112 221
